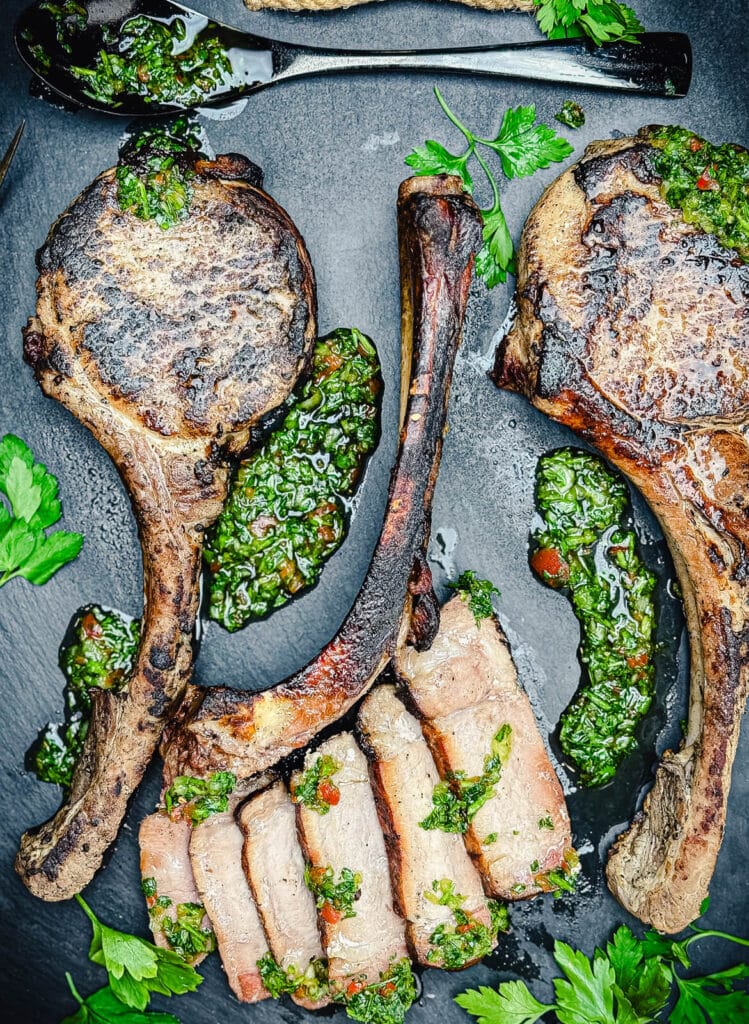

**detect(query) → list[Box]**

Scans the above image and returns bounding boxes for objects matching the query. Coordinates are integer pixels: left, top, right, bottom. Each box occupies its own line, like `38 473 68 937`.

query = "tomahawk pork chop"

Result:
17 153 316 900
494 130 749 933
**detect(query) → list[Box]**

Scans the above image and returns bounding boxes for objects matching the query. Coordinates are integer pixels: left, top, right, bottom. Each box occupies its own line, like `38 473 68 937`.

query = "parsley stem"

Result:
687 929 749 948
472 146 500 215
65 972 84 1007
433 86 475 150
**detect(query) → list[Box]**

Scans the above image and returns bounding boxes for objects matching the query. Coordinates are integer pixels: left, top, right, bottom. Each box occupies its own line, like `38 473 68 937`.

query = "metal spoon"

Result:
15 0 692 116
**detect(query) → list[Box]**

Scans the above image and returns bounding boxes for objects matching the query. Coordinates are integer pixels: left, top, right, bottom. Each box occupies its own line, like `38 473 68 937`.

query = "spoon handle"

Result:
271 33 691 98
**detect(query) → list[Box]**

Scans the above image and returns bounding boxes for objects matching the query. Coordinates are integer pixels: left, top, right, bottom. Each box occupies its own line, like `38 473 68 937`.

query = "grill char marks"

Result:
16 156 316 901
160 175 483 784
293 733 409 994
358 684 495 967
395 596 572 899
239 783 330 1010
493 131 749 933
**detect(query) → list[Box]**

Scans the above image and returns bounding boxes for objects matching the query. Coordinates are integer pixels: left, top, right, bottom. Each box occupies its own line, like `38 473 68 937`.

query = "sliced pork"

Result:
189 805 269 1003
292 733 409 994
396 594 573 899
239 783 329 1009
138 813 211 964
358 684 497 967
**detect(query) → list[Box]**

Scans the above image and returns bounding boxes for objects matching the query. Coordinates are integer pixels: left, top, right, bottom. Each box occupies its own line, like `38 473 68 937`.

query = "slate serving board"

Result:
1 1 747 1020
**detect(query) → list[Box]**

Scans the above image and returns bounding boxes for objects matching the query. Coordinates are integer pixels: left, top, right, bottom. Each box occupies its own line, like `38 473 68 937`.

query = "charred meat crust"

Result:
493 133 749 933
160 175 483 783
15 157 316 901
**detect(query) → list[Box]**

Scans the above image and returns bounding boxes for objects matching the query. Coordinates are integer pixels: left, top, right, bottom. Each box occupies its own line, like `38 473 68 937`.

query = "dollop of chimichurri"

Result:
291 755 342 815
335 958 416 1024
70 15 233 107
141 878 215 962
555 100 585 130
116 116 206 231
449 570 500 625
206 329 382 631
420 725 512 833
424 879 507 969
32 605 139 788
648 126 749 262
304 864 362 922
256 952 329 1003
530 448 656 787
163 771 237 825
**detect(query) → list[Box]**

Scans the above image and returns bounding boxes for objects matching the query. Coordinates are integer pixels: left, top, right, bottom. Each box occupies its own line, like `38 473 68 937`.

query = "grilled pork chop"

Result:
17 154 316 900
189 802 269 1003
358 684 495 966
493 131 749 932
239 783 330 1010
396 595 573 898
160 175 482 783
293 733 409 993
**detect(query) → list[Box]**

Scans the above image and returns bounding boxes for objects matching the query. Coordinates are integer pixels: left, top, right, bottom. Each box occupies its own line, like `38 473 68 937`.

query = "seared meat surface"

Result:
17 155 316 901
160 175 482 783
239 783 329 1009
358 684 495 966
493 131 749 932
396 596 572 898
293 733 408 992
138 813 211 964
190 803 269 1003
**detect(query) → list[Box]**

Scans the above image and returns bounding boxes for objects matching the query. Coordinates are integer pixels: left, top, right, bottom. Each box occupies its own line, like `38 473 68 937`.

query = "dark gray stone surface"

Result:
0 1 746 1021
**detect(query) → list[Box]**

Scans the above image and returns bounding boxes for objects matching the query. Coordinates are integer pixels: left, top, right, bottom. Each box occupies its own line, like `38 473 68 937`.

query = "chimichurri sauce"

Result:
31 605 139 788
530 449 657 787
648 126 749 263
206 328 382 632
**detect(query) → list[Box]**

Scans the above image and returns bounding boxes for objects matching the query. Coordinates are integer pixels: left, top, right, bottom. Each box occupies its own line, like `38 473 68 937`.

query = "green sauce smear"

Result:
32 605 139 788
649 126 749 262
256 953 329 1003
206 328 382 631
531 448 657 787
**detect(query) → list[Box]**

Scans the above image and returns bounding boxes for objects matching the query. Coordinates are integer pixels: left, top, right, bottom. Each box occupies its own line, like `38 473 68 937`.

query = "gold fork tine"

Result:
0 121 26 190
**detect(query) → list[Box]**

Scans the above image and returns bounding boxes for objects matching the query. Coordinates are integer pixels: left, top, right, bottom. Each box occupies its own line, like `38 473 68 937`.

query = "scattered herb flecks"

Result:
33 605 139 788
531 448 656 787
206 328 382 631
116 116 206 230
449 570 499 625
555 100 586 129
420 725 512 834
425 879 506 969
256 952 329 1003
406 92 572 287
533 0 644 45
163 771 237 825
70 14 232 108
649 126 749 263
305 864 362 921
0 433 83 589
291 754 342 815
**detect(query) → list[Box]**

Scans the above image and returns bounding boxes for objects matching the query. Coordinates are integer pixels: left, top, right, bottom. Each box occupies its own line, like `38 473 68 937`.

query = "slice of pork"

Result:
239 782 330 1009
293 733 409 992
395 594 573 898
358 684 495 966
138 813 210 964
189 806 269 1003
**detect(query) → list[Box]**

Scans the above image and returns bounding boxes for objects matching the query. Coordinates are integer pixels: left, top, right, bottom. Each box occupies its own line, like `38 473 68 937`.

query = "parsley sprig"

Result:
62 976 180 1024
0 434 83 587
405 91 572 287
533 0 644 46
455 899 749 1024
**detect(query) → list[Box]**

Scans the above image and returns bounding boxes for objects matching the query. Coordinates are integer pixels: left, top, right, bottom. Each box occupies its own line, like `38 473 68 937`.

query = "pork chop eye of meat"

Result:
16 153 317 902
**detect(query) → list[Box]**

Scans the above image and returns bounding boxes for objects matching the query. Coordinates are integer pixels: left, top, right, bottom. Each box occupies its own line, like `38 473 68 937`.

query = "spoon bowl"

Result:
15 0 692 116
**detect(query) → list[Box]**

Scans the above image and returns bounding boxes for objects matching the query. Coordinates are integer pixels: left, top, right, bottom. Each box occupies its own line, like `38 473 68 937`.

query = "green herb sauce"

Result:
531 448 657 787
531 848 581 899
142 881 215 962
336 958 416 1024
304 864 362 920
206 328 382 631
648 126 749 262
291 755 342 815
555 100 585 129
116 116 206 231
163 771 237 825
424 879 506 969
39 1 87 53
70 15 232 107
256 952 329 1002
448 570 500 625
420 725 512 833
33 605 139 788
